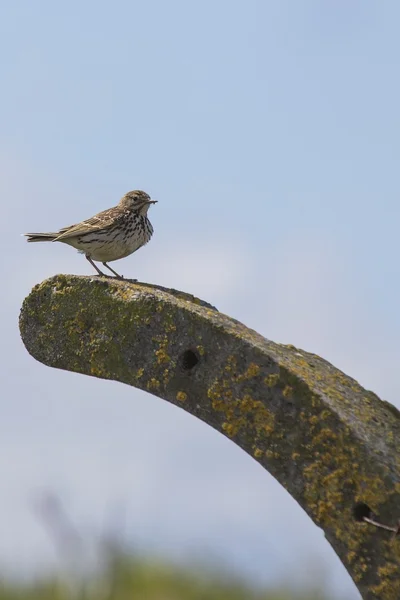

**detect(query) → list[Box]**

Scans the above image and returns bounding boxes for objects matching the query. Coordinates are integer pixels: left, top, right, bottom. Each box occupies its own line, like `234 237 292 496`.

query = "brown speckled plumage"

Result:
24 190 157 278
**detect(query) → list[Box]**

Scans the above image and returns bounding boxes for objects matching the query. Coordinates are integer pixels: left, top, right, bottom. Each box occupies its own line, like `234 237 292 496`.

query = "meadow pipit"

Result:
24 190 157 278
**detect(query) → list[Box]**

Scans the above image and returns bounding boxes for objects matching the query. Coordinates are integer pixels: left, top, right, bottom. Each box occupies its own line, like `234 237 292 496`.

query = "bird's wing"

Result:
53 207 122 241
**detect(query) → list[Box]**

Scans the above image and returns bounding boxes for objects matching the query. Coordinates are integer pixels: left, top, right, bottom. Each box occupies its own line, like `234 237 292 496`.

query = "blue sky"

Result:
1 2 400 598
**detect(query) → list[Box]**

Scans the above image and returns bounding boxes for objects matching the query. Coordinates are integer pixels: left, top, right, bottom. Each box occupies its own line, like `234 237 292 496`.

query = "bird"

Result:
24 190 157 278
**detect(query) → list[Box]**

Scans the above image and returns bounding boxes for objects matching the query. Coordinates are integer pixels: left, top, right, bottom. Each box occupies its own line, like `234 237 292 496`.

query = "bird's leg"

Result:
86 254 107 277
102 262 124 279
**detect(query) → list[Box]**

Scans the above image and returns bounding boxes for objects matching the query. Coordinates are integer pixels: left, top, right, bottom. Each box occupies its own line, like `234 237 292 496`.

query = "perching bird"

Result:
24 190 157 278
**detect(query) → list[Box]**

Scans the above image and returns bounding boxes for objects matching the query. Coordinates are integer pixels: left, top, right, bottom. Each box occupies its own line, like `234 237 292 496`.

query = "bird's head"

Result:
119 190 157 215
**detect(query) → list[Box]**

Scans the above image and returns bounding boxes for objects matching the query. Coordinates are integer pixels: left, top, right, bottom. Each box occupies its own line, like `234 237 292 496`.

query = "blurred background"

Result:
1 1 400 598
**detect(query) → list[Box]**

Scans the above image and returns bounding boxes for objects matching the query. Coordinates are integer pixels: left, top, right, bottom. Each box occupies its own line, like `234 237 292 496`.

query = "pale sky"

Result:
2 2 400 598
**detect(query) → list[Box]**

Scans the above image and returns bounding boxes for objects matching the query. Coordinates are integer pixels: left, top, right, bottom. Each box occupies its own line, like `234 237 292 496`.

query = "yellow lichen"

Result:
264 374 279 387
208 357 275 448
265 449 279 460
222 422 237 438
282 385 293 399
371 562 400 599
147 378 160 390
176 391 187 402
238 362 260 380
155 347 170 365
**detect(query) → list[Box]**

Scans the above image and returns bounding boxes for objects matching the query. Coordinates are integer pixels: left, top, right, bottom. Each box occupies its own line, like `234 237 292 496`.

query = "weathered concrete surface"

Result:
19 274 400 600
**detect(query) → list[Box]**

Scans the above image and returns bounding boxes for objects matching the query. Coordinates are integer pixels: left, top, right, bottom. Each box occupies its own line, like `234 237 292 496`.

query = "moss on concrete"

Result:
19 274 400 600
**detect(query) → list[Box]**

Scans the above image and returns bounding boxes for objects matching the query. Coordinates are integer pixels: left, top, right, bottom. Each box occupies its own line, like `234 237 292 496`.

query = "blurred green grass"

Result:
0 494 338 600
0 552 332 600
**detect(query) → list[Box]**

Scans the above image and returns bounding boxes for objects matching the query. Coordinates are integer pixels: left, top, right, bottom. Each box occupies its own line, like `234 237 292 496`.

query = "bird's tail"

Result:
24 232 58 243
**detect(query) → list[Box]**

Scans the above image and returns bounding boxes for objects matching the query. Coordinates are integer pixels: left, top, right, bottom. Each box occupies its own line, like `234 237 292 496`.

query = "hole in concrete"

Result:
353 502 373 522
181 349 199 370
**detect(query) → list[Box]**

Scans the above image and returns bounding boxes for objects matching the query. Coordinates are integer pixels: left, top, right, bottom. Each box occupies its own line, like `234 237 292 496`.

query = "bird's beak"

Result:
149 200 158 204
